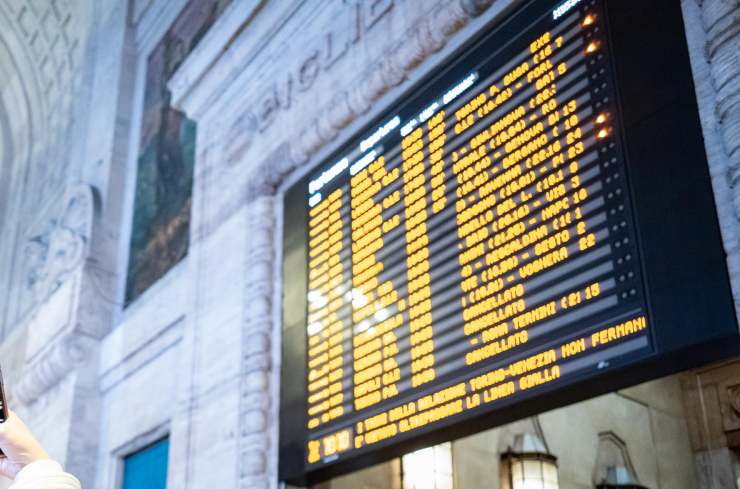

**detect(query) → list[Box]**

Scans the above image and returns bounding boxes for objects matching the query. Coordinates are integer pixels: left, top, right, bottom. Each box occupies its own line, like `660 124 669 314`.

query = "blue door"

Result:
122 438 169 489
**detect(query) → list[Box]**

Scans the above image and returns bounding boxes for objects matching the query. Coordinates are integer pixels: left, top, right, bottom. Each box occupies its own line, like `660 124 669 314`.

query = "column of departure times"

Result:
350 156 404 412
306 188 349 430
402 121 437 388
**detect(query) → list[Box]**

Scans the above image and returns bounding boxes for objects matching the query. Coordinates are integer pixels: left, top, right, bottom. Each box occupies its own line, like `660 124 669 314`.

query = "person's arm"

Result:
0 411 80 489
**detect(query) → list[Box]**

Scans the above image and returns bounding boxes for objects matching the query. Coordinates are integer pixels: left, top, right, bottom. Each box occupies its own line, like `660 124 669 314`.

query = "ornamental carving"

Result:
15 183 96 406
23 183 94 307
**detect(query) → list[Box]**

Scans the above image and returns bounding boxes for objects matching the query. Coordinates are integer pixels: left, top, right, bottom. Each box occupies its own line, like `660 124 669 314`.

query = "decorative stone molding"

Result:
221 0 497 207
685 0 740 314
288 0 494 165
238 196 276 489
720 380 740 434
226 112 258 165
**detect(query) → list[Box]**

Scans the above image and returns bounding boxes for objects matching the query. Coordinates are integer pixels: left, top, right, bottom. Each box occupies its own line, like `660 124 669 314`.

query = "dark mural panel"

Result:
126 0 232 304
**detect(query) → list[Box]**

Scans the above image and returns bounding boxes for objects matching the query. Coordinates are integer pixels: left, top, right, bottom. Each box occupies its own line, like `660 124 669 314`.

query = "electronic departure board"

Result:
280 0 738 484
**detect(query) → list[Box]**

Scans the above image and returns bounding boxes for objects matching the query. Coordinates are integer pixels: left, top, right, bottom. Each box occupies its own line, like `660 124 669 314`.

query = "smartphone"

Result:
0 364 7 423
0 365 7 456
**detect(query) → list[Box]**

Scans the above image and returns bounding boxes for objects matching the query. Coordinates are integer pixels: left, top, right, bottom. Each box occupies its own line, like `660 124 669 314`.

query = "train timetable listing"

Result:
303 1 650 467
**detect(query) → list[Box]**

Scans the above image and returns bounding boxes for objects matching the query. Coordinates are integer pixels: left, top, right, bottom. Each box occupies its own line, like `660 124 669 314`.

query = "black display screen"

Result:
279 0 738 484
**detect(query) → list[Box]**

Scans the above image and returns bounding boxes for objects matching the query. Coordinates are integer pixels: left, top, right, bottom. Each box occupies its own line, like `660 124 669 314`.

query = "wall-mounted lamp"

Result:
502 432 559 489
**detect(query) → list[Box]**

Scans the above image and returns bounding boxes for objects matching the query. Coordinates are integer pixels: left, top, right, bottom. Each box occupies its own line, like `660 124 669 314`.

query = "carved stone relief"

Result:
14 183 95 405
23 183 93 308
720 380 740 435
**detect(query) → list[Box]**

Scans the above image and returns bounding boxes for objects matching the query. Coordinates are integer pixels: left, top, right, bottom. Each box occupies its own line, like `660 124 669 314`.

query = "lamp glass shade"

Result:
402 443 453 489
511 456 559 489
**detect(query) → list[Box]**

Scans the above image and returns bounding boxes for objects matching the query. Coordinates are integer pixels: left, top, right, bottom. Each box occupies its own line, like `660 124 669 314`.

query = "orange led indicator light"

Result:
586 41 600 54
582 14 596 26
597 128 610 139
596 113 608 124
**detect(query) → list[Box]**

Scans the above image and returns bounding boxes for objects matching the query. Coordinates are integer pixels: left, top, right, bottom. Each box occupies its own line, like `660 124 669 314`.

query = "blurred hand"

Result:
0 411 49 479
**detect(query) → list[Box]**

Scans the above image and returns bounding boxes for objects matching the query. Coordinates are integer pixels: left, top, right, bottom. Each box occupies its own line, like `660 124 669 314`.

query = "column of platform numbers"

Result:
350 156 404 412
536 32 597 259
306 188 348 430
